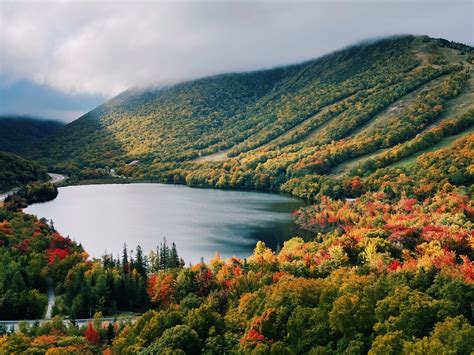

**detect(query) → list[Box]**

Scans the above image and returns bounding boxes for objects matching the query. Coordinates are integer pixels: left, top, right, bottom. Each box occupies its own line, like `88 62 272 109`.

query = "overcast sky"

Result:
0 0 472 122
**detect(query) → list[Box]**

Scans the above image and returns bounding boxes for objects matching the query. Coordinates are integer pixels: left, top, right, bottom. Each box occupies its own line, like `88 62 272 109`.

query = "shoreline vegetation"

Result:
0 131 472 353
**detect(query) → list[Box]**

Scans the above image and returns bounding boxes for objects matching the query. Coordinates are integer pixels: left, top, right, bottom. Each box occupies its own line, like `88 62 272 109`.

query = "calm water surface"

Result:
25 184 307 263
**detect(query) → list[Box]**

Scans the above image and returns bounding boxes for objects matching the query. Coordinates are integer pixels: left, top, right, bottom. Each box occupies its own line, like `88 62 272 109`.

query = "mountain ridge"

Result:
1 34 474 354
25 35 473 195
0 116 64 154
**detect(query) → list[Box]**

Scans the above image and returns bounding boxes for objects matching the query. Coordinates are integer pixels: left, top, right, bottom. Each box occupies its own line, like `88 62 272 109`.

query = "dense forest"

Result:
0 117 63 154
0 152 48 192
0 131 473 353
0 35 473 353
24 36 473 193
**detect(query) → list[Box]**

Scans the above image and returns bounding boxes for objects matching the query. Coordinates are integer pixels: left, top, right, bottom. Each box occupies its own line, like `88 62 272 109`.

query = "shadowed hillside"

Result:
0 152 47 192
0 117 64 154
2 34 474 354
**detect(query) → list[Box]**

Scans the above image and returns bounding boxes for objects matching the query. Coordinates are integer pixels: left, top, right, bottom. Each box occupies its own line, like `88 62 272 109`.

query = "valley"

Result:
0 34 473 354
18 36 471 198
0 117 64 154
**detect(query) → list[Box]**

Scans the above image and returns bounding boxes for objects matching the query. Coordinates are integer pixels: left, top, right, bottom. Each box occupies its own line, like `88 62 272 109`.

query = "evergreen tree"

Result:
170 242 179 268
149 247 160 273
122 243 129 275
160 238 169 270
134 245 146 276
106 322 115 344
49 219 55 232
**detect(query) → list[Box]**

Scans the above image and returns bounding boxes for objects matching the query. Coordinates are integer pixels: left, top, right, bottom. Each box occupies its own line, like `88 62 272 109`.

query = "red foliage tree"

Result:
0 220 12 234
388 259 401 271
84 323 100 345
240 329 266 345
147 273 175 306
47 248 70 264
49 232 71 249
459 256 474 284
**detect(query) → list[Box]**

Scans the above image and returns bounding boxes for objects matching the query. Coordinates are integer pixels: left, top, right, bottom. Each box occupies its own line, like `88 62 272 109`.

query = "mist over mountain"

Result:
1 27 473 355
26 35 473 191
0 116 64 154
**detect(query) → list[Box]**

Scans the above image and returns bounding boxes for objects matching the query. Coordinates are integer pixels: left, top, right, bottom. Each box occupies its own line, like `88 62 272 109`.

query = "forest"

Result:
24 35 473 184
0 152 48 192
0 35 472 354
0 117 63 155
0 129 473 354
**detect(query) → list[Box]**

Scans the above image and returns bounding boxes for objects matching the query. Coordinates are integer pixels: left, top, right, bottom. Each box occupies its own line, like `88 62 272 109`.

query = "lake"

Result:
25 184 308 263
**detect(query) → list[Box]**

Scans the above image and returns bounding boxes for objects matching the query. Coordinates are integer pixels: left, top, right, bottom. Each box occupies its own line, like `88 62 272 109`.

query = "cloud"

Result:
0 77 103 121
1 0 472 98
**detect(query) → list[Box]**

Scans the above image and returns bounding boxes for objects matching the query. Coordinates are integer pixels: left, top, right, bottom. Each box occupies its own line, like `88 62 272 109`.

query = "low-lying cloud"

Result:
1 0 473 98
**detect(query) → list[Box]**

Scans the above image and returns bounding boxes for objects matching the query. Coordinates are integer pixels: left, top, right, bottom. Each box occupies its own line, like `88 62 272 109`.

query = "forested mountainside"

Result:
0 117 63 154
0 152 47 192
27 35 473 191
0 130 472 354
1 34 473 354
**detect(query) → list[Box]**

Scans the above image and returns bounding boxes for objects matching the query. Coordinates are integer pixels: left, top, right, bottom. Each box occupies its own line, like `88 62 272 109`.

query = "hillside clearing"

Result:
193 148 232 162
391 126 474 168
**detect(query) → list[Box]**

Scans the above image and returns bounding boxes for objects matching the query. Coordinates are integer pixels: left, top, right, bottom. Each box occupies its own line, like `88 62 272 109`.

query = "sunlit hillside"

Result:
28 35 473 193
1 34 473 354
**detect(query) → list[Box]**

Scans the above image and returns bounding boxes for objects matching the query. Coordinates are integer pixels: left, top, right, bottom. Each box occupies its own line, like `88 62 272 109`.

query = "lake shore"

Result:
25 183 308 263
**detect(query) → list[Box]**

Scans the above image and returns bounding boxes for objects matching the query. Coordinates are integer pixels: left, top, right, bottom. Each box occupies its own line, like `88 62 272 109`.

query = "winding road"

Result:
0 171 131 329
0 173 67 202
47 173 67 184
0 188 19 201
45 277 55 320
0 172 67 326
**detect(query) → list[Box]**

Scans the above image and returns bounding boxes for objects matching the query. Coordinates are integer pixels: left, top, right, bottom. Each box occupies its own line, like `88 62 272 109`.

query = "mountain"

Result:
28 35 473 193
0 116 64 154
2 35 474 354
0 151 47 192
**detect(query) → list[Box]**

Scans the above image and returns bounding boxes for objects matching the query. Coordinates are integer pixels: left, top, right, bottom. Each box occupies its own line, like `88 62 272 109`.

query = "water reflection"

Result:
25 184 309 263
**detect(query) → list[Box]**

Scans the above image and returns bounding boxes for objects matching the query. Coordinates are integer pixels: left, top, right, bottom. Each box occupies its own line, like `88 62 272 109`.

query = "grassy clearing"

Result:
193 148 233 162
330 64 473 176
391 65 473 168
431 66 474 127
328 148 390 178
391 126 474 168
348 74 451 139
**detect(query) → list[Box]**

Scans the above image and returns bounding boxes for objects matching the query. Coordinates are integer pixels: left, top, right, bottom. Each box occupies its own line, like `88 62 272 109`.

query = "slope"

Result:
0 116 64 154
0 151 47 192
27 35 473 194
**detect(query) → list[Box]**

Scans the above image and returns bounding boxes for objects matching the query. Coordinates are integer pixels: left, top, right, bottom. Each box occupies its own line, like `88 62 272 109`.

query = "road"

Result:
0 188 19 201
0 173 67 202
0 172 81 329
0 317 135 331
0 173 66 202
47 173 67 184
45 277 55 319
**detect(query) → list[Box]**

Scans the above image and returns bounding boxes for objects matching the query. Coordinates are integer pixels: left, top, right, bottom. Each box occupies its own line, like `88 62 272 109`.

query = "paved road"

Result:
45 278 55 320
47 173 67 184
0 317 135 331
0 188 19 201
0 173 67 202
